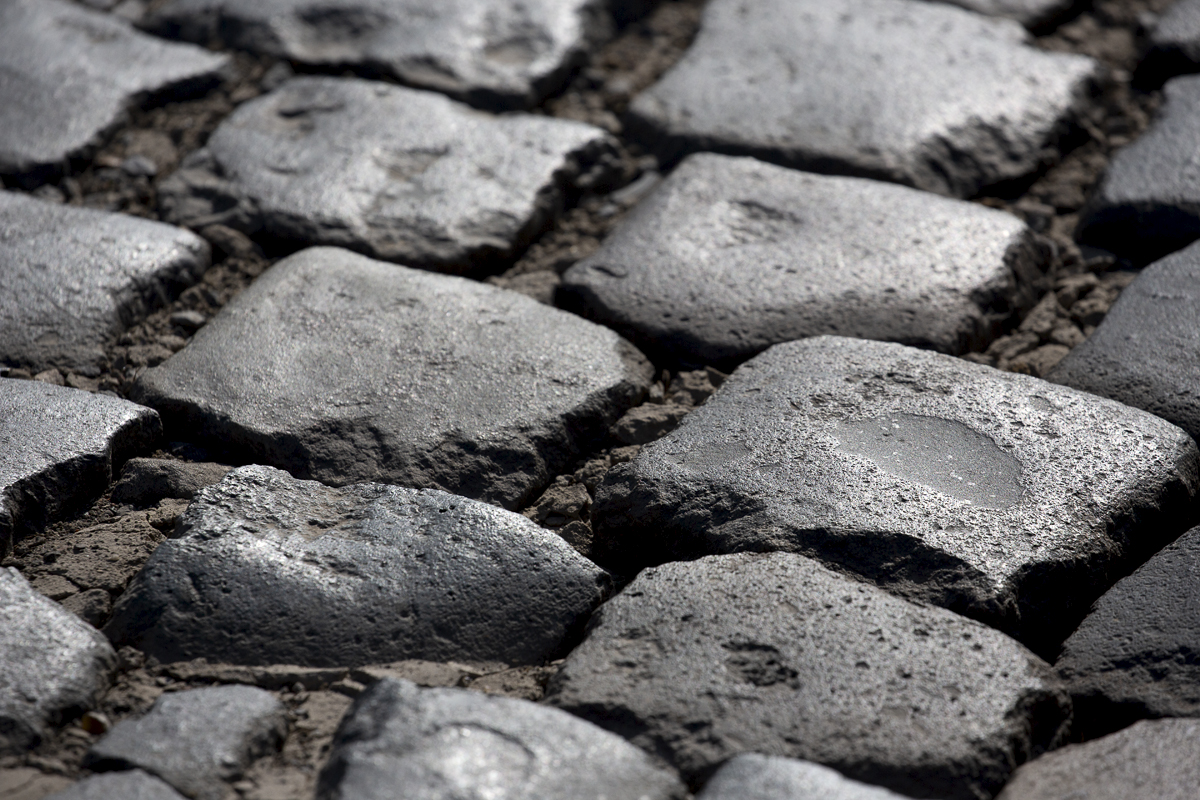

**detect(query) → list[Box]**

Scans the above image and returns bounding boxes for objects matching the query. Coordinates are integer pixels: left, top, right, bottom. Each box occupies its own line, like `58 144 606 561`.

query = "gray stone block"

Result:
109 458 231 506
545 552 1070 800
157 77 616 273
316 678 686 800
85 685 286 800
697 754 918 800
0 568 117 755
105 465 611 667
591 336 1199 656
44 770 188 800
1146 0 1200 81
0 192 211 373
935 0 1075 29
1 381 160 553
0 0 227 185
144 0 612 110
131 247 651 508
626 0 1097 198
561 153 1048 368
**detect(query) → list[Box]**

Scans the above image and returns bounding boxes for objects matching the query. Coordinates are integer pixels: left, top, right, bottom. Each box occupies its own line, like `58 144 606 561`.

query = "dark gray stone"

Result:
0 568 117 755
626 0 1097 198
561 153 1048 368
0 192 211 373
0 380 160 553
109 458 231 506
45 770 188 800
994 718 1200 800
591 335 1199 656
145 0 611 110
1146 1 1200 81
157 77 617 273
545 552 1070 800
935 0 1075 28
1049 240 1200 442
85 685 286 800
697 754 919 800
0 0 227 185
316 678 686 800
105 465 611 667
131 247 651 508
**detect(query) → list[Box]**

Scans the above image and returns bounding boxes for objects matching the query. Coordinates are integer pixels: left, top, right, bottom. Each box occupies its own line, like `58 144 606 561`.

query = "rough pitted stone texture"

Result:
545 553 1070 800
0 569 117 755
145 0 610 110
592 336 1199 656
936 0 1074 28
157 77 616 273
1147 1 1200 80
626 0 1097 198
0 381 161 553
697 754 917 800
105 465 611 667
45 771 188 800
1077 76 1200 263
561 154 1048 368
1055 525 1200 735
85 685 286 800
131 247 652 508
994 718 1200 800
0 0 228 185
0 192 211 373
110 458 231 506
316 679 686 800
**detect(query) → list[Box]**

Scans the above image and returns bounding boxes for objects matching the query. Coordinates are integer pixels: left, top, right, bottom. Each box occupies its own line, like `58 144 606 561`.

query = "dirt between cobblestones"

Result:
0 0 1184 796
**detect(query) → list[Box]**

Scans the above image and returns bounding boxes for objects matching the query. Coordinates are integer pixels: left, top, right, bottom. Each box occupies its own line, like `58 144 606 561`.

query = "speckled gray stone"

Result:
697 754 919 800
85 686 286 800
1077 76 1200 263
0 381 160 553
145 0 611 110
131 247 651 508
0 0 227 185
561 153 1048 368
591 336 1199 656
0 569 117 755
627 0 1097 198
545 552 1070 800
0 192 210 373
1146 0 1200 81
316 678 686 800
157 77 616 273
45 771 188 800
105 465 611 667
936 0 1075 29
1048 241 1200 442
994 718 1200 800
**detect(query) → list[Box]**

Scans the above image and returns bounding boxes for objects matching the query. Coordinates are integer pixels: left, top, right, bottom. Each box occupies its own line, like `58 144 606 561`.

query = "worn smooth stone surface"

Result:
697 754 917 800
131 247 651 508
1077 76 1200 262
627 0 1097 198
85 685 286 800
145 0 610 110
0 192 211 372
592 336 1199 655
0 0 227 183
45 770 188 800
0 381 160 553
157 77 615 273
1049 241 1200 441
316 678 686 800
937 0 1075 28
0 569 117 755
545 553 1070 800
561 153 1047 367
994 718 1200 800
105 465 611 667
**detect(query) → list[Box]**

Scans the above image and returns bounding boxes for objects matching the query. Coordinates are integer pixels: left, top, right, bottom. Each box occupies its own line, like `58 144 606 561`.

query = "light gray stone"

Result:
934 0 1075 29
591 336 1199 656
0 0 227 185
0 569 117 755
109 458 231 506
994 718 1200 800
0 380 160 553
105 465 611 667
131 247 651 508
0 192 211 373
157 77 617 273
561 153 1048 367
697 754 920 800
45 770 188 800
1147 0 1200 80
627 0 1097 198
545 552 1070 800
84 686 286 800
316 678 686 800
145 0 611 110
